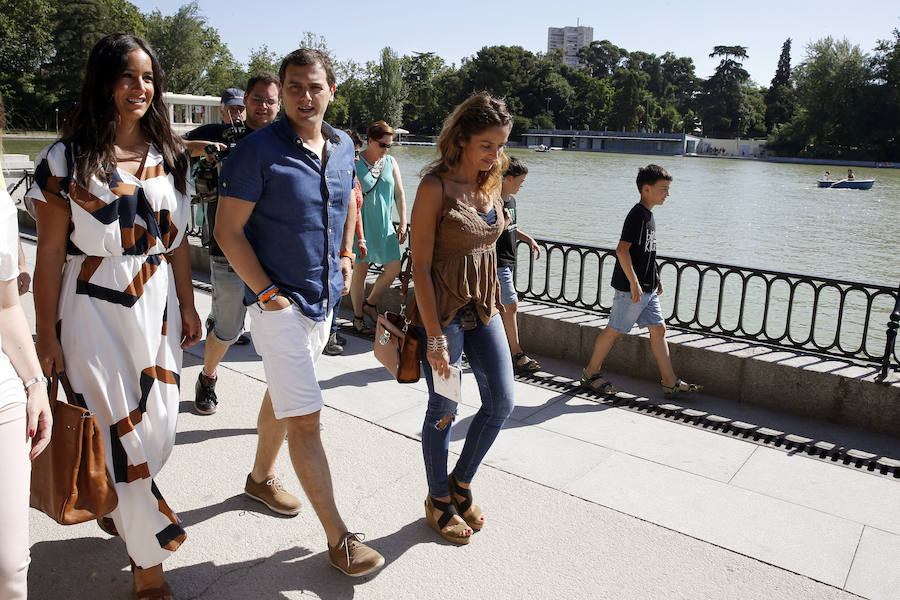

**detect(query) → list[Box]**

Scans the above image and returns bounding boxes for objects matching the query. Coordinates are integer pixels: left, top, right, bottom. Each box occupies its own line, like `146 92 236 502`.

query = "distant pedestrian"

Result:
323 130 367 356
409 92 515 544
495 156 542 373
187 73 282 415
349 120 407 334
579 164 702 399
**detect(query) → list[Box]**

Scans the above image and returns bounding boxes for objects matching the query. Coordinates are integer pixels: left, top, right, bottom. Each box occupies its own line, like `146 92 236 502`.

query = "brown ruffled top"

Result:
410 182 507 328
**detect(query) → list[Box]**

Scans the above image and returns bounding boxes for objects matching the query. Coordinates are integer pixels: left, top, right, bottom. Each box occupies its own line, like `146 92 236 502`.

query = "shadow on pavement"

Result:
30 519 456 599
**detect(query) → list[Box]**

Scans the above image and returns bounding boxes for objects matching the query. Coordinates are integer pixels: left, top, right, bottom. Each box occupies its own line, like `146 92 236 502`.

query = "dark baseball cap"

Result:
221 88 245 107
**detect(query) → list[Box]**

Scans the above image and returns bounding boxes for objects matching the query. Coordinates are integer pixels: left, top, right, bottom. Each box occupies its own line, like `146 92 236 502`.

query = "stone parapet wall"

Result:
367 273 899 438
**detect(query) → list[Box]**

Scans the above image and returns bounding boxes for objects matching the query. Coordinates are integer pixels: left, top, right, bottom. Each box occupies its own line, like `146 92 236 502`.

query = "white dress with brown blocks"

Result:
27 141 189 568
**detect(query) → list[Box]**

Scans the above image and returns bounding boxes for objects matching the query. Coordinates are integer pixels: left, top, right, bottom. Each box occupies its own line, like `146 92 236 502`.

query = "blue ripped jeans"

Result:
418 309 515 499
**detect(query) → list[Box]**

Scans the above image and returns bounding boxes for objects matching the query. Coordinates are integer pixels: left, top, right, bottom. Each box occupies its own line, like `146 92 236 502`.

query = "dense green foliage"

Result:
767 31 900 160
1 0 897 159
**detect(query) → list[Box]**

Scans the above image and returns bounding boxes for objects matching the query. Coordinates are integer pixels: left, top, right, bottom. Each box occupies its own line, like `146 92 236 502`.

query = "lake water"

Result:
389 146 900 286
5 139 898 359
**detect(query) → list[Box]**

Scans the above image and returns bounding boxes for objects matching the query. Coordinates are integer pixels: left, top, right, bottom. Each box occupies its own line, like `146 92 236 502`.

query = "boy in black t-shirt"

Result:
580 165 702 398
497 157 542 373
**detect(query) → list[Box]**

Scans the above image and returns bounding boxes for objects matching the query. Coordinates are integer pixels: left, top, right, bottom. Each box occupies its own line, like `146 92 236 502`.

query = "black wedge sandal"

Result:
448 474 484 531
425 495 472 544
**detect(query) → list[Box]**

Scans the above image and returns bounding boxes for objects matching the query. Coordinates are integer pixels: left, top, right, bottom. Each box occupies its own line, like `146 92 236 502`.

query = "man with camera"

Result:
185 73 282 418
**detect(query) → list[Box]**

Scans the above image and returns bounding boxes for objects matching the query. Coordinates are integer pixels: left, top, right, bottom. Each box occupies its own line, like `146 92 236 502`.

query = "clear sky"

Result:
132 0 899 86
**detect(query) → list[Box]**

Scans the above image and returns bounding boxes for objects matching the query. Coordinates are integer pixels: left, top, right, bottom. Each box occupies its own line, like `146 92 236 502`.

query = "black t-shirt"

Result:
496 195 518 268
184 123 250 256
611 203 658 293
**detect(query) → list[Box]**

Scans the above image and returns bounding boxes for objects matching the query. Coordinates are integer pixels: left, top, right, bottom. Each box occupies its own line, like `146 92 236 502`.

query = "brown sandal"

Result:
425 496 471 544
130 560 174 600
134 582 174 600
362 299 379 322
97 516 118 537
448 474 484 531
352 315 374 336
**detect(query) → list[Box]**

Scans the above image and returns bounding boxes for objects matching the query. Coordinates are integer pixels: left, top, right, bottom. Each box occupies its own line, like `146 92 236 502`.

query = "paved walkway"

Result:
19 237 900 600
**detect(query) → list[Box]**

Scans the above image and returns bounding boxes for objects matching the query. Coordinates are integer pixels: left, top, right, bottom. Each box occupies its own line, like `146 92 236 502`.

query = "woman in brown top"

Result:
409 93 515 544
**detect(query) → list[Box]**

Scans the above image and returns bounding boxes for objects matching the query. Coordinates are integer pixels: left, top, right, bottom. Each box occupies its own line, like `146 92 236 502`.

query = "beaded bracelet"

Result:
257 284 279 304
426 335 449 352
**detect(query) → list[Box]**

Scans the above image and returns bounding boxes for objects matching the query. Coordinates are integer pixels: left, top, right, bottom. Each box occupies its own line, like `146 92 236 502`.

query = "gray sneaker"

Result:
323 332 344 356
328 532 385 577
244 474 301 516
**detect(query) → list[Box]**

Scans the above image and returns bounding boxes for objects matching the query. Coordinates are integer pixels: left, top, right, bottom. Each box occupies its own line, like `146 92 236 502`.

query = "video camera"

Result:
192 120 247 204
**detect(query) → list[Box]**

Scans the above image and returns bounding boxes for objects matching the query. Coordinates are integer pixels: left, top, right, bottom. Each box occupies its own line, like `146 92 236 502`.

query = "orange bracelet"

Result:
340 251 355 260
257 285 279 304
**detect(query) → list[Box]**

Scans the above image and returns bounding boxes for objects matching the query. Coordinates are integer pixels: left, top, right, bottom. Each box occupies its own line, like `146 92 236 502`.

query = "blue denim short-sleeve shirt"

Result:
218 117 356 320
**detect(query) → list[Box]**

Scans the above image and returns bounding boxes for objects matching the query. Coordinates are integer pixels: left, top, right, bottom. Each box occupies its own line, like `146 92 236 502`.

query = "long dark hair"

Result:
63 33 188 194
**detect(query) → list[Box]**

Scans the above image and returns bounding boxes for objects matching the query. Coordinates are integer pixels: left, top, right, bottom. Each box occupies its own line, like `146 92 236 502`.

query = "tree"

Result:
46 0 110 109
870 28 900 157
0 0 56 128
247 45 281 77
701 45 753 136
145 2 238 94
765 38 795 132
576 40 625 79
370 47 406 126
400 52 448 135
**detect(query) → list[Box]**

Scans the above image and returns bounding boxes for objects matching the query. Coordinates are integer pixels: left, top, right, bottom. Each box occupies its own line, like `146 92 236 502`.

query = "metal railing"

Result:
119 203 900 375
514 236 900 368
3 168 34 200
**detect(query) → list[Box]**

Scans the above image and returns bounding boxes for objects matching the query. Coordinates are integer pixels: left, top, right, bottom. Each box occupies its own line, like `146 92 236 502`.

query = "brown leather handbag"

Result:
30 373 118 525
374 257 421 383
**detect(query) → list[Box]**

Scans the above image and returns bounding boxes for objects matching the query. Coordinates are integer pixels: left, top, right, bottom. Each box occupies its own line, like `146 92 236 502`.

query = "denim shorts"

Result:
497 266 517 306
208 255 248 345
608 289 665 333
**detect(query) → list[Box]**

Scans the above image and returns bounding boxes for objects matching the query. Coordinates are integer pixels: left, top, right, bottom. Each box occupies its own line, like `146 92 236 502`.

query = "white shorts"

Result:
249 302 331 419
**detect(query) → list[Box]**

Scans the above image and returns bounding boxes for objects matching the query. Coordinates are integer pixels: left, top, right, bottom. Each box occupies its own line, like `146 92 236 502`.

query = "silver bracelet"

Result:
426 335 448 352
23 375 49 389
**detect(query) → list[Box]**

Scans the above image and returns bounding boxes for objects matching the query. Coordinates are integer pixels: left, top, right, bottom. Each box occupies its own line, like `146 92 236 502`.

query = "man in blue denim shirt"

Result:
216 49 384 577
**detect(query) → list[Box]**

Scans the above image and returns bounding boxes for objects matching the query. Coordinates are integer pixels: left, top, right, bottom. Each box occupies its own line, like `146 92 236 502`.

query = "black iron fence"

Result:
9 178 896 375
514 236 900 369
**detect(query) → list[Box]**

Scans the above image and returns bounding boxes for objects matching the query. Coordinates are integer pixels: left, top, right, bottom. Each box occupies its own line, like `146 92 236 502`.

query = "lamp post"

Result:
545 97 551 112
55 108 59 134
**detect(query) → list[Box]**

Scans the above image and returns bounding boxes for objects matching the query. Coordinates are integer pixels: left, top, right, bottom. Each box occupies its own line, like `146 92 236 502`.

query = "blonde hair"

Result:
424 93 512 196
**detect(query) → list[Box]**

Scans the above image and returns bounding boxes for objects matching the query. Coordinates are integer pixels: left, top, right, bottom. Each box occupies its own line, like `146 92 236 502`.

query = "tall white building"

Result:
547 25 594 68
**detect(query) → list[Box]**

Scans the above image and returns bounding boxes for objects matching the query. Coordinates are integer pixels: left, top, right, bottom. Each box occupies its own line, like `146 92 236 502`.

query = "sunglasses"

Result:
248 95 278 107
375 141 392 149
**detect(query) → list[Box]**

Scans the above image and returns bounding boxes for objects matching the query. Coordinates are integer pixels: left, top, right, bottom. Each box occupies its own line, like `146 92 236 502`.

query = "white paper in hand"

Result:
432 365 462 404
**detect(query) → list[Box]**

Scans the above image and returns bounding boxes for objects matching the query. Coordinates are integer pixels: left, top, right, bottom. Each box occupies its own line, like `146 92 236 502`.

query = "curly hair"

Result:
424 93 512 196
63 33 188 194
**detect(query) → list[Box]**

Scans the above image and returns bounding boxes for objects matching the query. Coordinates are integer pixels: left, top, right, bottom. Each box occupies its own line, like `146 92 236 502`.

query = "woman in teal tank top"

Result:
350 121 408 332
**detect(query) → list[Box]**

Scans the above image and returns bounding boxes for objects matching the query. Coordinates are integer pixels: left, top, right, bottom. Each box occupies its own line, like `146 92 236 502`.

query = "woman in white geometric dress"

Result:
28 34 201 600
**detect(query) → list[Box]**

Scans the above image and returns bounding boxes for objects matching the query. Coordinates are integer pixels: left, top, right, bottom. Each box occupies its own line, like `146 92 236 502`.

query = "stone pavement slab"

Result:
15 237 897 598
564 450 863 589
730 446 900 535
844 526 900 600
